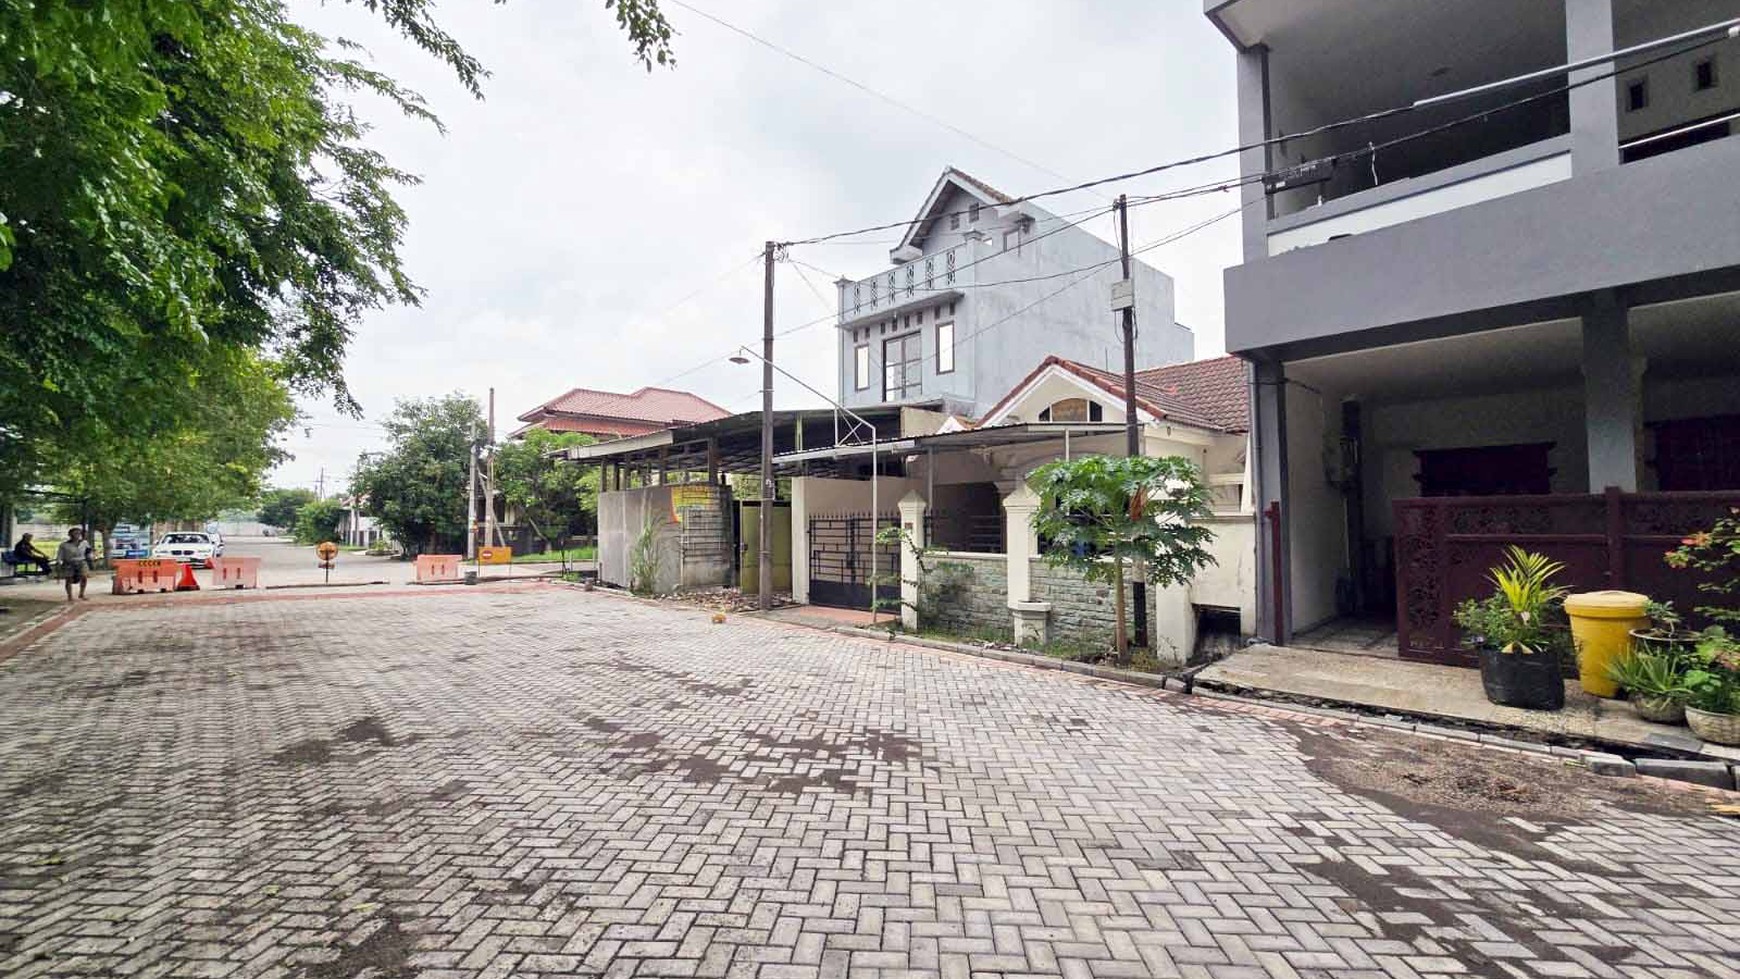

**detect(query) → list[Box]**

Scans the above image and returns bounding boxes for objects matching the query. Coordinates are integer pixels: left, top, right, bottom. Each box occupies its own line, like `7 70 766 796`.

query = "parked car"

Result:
152 532 218 568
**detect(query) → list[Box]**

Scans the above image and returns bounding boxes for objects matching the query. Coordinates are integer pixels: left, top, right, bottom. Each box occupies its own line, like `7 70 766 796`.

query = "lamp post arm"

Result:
733 346 877 445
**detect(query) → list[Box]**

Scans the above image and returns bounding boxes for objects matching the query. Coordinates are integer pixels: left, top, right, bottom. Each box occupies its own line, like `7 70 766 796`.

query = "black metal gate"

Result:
808 513 898 609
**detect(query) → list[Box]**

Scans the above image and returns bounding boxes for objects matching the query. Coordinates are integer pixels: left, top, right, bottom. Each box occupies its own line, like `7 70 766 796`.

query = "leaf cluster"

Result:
1028 455 1217 588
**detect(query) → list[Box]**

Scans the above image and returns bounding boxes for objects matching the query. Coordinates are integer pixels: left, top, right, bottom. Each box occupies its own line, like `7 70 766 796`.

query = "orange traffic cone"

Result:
175 562 201 592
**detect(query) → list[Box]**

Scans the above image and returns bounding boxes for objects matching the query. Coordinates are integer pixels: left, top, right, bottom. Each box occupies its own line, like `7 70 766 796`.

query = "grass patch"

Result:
511 546 596 564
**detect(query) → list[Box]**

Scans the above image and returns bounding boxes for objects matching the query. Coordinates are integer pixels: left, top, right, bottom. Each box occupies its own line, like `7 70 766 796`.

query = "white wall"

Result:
1192 515 1258 635
1286 383 1345 632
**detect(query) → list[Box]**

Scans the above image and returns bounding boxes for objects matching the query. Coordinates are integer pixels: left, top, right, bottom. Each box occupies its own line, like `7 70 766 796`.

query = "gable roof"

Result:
978 355 1249 434
517 386 730 426
893 167 1018 257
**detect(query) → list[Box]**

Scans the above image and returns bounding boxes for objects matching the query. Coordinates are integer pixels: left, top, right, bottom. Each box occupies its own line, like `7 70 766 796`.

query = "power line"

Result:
666 0 1088 193
776 23 1739 247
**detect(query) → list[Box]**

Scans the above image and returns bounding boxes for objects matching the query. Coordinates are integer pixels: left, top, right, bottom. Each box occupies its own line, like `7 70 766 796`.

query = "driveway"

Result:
1 587 1737 978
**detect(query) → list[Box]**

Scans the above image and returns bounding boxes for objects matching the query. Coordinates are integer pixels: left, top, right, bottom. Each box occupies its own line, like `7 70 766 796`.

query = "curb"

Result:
819 623 1740 798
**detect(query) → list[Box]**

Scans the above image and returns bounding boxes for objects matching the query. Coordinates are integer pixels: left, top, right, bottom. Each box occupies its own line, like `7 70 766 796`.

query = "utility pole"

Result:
465 418 479 560
1115 194 1141 458
485 387 501 548
758 241 776 611
316 467 326 500
1114 195 1149 650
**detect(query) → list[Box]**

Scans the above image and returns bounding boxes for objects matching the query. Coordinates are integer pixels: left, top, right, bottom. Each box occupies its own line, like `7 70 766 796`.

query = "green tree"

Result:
292 498 347 545
1029 455 1217 662
259 488 318 531
494 428 598 545
0 0 675 500
350 394 482 557
45 351 298 552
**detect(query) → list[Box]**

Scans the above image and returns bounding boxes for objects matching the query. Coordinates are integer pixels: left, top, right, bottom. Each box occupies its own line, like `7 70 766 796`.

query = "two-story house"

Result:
1209 1 1740 662
833 168 1194 415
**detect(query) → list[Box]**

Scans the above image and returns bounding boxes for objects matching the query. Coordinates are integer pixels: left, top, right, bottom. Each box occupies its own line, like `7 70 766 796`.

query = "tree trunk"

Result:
1112 558 1128 665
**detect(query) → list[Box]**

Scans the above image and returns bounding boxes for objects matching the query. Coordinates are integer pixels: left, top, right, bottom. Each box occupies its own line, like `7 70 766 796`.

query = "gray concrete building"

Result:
833 169 1194 417
1208 0 1740 651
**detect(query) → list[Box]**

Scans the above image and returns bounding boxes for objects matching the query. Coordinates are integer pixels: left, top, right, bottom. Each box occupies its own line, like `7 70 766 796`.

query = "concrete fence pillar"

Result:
896 491 927 631
1001 483 1051 646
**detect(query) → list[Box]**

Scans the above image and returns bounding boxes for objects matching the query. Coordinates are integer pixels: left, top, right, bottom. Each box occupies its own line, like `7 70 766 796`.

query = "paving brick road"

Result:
2 588 1738 979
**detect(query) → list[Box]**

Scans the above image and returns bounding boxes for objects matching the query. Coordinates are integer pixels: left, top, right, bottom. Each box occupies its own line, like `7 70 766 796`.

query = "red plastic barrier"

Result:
210 556 260 589
415 554 462 582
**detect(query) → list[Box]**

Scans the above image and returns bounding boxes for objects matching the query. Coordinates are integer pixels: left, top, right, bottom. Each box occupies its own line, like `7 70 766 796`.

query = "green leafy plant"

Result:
1453 546 1569 656
1665 509 1740 627
1684 627 1740 715
1029 455 1216 663
628 513 666 597
1606 648 1696 699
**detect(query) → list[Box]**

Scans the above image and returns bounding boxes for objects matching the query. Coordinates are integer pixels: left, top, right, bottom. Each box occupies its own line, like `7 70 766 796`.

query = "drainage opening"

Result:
1192 606 1243 665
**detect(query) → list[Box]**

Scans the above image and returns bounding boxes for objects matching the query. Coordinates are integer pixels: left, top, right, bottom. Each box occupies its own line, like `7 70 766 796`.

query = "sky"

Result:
271 0 1243 495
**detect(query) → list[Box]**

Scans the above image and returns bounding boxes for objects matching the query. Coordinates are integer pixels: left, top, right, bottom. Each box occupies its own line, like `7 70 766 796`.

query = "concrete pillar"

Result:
1150 582 1195 669
895 491 927 631
1581 293 1641 492
1235 44 1272 261
1251 359 1291 643
1566 0 1620 173
1002 484 1051 646
790 478 811 603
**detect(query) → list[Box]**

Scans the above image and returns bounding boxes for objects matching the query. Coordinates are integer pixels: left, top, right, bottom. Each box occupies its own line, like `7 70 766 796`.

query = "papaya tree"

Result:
1029 455 1216 663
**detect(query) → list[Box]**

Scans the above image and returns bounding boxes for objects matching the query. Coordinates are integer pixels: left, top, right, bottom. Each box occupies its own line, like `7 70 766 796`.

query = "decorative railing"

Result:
839 242 972 324
1393 489 1739 666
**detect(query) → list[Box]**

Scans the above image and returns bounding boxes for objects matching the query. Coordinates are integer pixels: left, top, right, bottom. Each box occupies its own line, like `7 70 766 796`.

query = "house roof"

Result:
517 386 730 427
1136 356 1250 433
895 167 1020 256
978 355 1249 434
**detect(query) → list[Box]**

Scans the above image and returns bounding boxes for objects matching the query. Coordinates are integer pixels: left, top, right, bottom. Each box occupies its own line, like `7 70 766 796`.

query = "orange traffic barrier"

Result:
210 556 261 589
112 558 177 595
415 554 462 582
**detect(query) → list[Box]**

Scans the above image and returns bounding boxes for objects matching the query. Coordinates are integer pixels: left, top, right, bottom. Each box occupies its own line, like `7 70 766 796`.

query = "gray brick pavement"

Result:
0 590 1737 978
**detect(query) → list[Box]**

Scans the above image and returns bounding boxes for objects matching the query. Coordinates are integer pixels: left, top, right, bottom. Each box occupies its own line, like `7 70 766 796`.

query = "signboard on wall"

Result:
669 485 719 522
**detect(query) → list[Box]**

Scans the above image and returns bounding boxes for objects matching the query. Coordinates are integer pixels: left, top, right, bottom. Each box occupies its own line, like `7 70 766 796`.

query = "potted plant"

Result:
1605 647 1694 724
1684 627 1740 745
1630 600 1697 658
1453 546 1571 711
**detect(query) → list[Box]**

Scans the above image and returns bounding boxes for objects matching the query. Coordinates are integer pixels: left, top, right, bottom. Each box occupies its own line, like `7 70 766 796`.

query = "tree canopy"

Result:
0 0 675 509
258 488 318 531
350 395 481 556
494 428 598 542
1029 455 1216 659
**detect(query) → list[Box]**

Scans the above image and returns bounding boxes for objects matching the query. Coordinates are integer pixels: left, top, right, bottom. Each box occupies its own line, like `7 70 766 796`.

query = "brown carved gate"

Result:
1394 489 1738 665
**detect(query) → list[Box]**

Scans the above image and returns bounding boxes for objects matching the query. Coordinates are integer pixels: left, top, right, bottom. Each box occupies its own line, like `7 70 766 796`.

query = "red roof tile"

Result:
517 386 730 427
1136 356 1249 433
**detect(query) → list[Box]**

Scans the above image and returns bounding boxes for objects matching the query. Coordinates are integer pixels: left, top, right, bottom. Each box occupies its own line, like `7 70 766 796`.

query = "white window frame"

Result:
853 343 870 391
936 321 955 374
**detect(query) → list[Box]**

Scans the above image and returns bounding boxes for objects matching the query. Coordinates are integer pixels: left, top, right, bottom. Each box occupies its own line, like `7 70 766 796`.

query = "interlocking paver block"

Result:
0 590 1737 978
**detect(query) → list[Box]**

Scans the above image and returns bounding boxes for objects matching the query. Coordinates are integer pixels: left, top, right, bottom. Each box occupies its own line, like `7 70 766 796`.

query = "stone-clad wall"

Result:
919 553 1009 640
1029 559 1140 650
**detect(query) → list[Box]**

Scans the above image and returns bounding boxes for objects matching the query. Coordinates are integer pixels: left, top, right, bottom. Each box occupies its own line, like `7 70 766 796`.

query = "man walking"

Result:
57 527 93 601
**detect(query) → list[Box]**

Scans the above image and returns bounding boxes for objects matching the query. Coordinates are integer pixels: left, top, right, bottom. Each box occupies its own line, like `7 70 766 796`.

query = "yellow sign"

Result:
477 546 513 565
669 485 717 521
316 541 339 561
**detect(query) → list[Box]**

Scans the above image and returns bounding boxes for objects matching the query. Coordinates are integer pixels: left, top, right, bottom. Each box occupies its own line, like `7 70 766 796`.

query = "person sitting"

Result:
11 533 50 575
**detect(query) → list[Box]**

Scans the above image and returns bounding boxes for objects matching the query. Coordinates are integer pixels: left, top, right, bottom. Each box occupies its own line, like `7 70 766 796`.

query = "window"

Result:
1694 57 1718 92
853 344 870 391
948 212 960 230
883 333 922 401
936 321 955 374
1626 77 1649 112
969 202 980 223
1037 399 1103 423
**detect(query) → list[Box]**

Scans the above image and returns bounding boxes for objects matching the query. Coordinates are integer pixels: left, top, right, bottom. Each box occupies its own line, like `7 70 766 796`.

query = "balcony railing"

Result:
1266 136 1572 256
838 242 972 325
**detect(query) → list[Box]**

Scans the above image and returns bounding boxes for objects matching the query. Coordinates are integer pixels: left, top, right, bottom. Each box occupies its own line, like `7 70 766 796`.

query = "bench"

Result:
2 552 50 578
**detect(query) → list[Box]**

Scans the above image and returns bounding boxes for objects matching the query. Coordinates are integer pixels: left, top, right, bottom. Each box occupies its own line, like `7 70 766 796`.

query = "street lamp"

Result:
729 347 881 622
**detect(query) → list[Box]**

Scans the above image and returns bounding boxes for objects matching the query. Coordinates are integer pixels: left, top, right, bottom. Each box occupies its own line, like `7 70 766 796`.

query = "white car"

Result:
153 532 218 568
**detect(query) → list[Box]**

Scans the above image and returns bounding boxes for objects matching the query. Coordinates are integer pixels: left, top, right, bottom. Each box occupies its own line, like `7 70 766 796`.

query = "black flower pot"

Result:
1477 645 1566 711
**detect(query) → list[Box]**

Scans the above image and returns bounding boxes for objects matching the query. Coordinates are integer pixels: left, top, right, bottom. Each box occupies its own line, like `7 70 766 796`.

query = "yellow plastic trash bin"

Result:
1563 590 1650 698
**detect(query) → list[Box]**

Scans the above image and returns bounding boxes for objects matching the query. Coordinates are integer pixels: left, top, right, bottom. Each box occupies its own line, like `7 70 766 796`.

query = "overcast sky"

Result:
272 0 1242 494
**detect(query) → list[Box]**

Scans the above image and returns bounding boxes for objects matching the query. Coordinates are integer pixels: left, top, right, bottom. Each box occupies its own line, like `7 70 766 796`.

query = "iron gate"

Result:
808 513 898 609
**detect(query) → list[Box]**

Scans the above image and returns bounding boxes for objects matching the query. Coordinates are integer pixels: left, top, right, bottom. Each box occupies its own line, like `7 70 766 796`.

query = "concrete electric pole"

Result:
758 241 776 611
